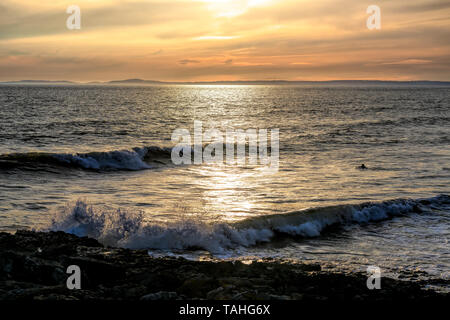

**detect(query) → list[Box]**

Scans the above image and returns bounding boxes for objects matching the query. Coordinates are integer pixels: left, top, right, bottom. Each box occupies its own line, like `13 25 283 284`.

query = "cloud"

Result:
401 1 450 13
0 0 449 81
151 49 163 55
193 36 238 40
0 0 209 40
179 59 201 65
381 59 432 65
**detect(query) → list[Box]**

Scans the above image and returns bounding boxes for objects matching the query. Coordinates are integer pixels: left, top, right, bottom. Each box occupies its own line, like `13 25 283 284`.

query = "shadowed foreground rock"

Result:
0 230 447 301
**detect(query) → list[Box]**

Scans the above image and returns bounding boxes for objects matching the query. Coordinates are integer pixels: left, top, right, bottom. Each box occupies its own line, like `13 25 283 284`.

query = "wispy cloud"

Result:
193 36 238 40
381 59 432 65
0 0 449 81
179 59 201 65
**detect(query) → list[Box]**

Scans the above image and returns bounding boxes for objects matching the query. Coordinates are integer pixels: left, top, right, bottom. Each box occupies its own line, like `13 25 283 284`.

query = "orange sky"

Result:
1 0 449 81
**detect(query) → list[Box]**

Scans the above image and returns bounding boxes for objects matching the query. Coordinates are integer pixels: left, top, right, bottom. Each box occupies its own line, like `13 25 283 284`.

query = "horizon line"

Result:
1 79 450 85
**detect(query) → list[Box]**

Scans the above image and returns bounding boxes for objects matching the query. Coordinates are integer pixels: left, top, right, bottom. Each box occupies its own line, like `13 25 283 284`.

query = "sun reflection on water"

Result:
191 163 271 221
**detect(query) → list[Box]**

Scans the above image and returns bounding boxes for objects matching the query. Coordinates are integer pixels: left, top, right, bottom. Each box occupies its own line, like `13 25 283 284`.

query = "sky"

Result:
1 0 449 82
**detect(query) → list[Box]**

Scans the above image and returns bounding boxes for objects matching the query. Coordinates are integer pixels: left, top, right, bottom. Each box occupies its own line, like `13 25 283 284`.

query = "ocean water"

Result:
0 84 449 289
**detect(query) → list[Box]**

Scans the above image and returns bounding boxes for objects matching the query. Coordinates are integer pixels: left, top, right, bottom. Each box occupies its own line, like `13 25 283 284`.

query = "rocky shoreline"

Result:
0 230 447 301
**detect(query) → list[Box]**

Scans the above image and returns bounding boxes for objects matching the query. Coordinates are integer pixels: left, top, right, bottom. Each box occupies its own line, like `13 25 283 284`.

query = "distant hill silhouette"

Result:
2 79 449 86
1 80 75 84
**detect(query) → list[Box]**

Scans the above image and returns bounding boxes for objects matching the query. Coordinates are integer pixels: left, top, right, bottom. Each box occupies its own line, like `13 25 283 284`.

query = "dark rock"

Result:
0 230 448 301
140 291 179 300
62 256 126 288
178 277 219 297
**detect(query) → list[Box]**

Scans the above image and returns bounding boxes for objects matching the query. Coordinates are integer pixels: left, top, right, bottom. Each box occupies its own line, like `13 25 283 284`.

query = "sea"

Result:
0 84 449 290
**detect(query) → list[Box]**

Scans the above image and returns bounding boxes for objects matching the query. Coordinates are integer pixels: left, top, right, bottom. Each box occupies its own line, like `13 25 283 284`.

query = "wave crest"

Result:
43 195 449 253
0 146 172 171
45 200 273 253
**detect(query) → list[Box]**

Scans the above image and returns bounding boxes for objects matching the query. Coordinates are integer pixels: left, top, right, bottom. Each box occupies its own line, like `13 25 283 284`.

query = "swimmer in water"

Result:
360 164 367 170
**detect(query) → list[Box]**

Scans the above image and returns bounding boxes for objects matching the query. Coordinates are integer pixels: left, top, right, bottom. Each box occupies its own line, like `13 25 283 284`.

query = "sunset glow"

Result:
1 0 449 81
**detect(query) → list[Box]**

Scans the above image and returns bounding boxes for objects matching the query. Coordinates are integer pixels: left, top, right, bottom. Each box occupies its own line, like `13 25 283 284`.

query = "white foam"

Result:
53 147 151 170
275 220 328 237
44 200 274 253
44 195 448 253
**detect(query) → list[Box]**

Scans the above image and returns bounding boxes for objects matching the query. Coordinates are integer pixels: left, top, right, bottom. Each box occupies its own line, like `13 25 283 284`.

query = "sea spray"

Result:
43 195 449 254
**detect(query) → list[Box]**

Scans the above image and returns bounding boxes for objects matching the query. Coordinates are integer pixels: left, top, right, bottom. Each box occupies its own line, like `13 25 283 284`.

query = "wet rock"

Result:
62 256 126 287
267 294 291 300
178 277 219 297
298 263 321 272
206 287 225 299
33 293 79 301
124 285 147 299
140 291 179 300
0 251 65 284
0 230 448 301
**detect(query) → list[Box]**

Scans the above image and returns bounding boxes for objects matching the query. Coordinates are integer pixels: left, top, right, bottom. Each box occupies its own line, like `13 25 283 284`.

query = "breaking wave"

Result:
0 142 276 172
0 146 172 171
43 194 450 254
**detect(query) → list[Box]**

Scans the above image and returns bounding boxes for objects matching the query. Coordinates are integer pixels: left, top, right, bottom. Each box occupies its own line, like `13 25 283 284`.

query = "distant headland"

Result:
1 79 450 86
